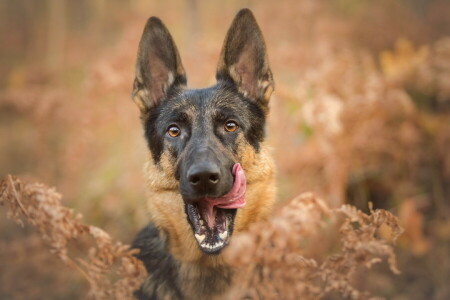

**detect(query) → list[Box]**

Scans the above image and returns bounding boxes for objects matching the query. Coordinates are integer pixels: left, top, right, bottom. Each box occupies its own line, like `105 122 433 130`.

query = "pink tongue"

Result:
198 163 246 228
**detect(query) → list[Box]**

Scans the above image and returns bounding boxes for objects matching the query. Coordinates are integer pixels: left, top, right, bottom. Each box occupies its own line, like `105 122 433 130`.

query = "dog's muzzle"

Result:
184 163 246 254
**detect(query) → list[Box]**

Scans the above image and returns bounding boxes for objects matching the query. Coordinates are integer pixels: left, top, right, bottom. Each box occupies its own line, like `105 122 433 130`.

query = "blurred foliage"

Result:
1 0 449 299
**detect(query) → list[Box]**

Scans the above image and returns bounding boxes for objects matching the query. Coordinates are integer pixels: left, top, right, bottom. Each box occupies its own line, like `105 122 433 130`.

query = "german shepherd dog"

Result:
131 8 276 299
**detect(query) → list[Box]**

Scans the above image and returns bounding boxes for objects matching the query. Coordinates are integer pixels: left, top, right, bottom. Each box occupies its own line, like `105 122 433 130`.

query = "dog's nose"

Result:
187 163 220 188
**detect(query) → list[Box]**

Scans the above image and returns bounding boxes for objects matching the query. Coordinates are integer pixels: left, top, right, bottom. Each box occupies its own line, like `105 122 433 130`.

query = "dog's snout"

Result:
187 163 221 188
179 147 234 200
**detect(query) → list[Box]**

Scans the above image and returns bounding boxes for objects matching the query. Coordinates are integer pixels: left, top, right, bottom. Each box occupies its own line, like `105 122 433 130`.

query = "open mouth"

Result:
184 163 246 254
185 203 237 254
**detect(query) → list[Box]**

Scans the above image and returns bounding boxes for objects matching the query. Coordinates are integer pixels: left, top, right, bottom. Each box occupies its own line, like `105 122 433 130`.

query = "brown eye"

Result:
167 125 181 137
224 121 238 132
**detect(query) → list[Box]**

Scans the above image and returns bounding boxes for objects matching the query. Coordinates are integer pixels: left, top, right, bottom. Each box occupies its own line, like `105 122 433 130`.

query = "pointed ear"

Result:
132 17 186 112
216 9 274 106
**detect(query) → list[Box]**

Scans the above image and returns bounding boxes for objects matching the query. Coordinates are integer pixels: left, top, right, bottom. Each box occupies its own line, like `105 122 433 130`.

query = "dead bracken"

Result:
0 175 146 300
1 176 402 299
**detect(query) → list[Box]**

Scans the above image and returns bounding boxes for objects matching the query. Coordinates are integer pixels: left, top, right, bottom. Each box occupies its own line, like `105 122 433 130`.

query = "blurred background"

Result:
0 0 449 299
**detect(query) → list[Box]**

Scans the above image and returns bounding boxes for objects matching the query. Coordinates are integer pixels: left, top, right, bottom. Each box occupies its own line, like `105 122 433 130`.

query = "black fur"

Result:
144 81 266 165
132 224 183 300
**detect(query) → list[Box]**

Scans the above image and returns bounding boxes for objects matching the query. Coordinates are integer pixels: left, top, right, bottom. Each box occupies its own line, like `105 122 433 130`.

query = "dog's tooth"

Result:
219 231 228 240
199 219 204 225
195 234 205 243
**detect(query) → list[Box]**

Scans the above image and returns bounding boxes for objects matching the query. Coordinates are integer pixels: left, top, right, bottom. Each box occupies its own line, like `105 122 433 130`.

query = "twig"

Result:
8 175 31 219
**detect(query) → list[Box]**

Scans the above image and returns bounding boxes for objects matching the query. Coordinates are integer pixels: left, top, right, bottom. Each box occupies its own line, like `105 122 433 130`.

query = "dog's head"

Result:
132 9 274 254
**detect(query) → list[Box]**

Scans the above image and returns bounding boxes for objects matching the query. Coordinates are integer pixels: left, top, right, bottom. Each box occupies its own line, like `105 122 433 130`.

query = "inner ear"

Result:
216 9 274 106
132 17 186 112
232 42 259 99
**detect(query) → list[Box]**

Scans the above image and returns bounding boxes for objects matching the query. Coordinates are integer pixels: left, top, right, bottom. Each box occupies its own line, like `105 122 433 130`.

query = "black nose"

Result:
187 162 220 189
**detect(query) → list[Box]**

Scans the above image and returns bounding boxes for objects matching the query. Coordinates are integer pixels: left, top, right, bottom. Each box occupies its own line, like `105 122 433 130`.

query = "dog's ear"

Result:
132 17 186 112
216 9 274 106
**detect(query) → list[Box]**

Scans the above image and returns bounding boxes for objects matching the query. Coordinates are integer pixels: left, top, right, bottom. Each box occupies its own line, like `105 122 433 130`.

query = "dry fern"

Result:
1 176 403 299
224 193 404 300
0 175 146 300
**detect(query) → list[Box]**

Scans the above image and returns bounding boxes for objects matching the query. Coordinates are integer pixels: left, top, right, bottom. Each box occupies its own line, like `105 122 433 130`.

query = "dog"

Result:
131 8 276 299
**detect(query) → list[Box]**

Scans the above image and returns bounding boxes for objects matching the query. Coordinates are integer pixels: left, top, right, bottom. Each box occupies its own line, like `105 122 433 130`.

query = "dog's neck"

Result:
140 144 276 299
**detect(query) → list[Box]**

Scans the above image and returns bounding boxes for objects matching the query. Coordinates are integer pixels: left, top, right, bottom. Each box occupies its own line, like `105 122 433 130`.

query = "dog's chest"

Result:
133 223 233 300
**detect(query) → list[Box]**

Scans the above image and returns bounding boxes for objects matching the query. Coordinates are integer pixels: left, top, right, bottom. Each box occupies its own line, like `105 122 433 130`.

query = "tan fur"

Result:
144 140 276 267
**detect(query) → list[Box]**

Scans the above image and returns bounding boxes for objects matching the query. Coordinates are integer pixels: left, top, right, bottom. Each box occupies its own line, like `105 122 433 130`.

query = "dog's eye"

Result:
224 121 238 132
167 125 181 137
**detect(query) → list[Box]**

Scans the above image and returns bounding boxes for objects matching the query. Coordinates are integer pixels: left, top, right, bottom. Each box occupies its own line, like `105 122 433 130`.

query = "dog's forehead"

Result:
184 86 242 110
163 85 244 118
